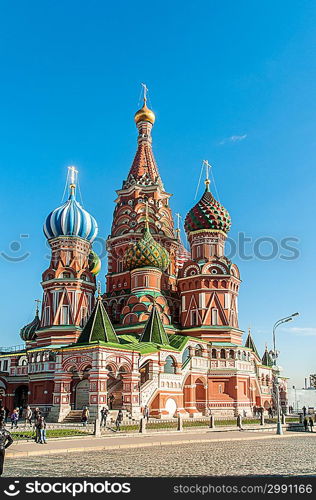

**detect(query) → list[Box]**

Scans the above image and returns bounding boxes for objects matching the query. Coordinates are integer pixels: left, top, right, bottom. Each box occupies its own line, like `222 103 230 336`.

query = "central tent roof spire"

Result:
126 84 161 184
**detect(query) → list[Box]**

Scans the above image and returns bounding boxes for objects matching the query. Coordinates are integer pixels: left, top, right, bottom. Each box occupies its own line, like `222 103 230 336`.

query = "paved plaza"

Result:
3 433 316 477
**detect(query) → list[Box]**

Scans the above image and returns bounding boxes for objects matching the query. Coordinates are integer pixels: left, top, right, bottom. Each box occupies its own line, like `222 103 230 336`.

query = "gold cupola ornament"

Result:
134 83 156 125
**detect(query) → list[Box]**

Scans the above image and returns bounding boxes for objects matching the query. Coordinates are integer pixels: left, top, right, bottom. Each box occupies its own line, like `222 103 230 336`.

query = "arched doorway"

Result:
14 385 28 409
75 379 90 409
106 366 124 409
165 397 177 417
195 378 206 413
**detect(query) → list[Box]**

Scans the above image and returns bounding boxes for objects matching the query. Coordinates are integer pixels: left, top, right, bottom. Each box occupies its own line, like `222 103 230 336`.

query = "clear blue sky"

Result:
0 1 315 388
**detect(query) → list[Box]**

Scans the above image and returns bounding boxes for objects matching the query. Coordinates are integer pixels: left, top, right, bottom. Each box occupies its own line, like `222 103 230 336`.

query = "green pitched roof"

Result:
245 330 260 358
139 305 169 345
262 347 274 367
77 297 119 344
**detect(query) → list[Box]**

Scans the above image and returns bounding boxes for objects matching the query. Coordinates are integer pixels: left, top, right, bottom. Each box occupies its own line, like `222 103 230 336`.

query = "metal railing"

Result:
0 344 25 353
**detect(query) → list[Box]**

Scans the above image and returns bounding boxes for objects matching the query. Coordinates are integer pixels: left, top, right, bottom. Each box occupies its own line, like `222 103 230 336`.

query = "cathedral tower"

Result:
104 88 181 328
35 168 100 347
179 166 242 343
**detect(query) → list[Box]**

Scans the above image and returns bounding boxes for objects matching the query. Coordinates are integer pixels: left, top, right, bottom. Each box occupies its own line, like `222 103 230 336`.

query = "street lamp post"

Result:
292 385 297 413
270 312 299 435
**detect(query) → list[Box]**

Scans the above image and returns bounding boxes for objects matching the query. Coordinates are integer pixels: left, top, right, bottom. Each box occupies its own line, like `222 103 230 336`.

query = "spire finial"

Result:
35 299 41 315
97 280 102 298
203 160 212 191
141 82 148 105
68 166 78 196
144 201 150 230
175 213 181 240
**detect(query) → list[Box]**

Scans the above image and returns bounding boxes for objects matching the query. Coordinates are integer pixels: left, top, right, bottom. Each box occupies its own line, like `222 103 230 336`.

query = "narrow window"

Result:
212 308 218 325
224 293 231 309
61 305 69 325
44 306 50 326
191 310 197 325
181 295 186 311
199 293 205 309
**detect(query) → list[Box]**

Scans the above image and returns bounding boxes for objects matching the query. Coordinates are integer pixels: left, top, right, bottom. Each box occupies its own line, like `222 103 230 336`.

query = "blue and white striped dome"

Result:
43 189 98 242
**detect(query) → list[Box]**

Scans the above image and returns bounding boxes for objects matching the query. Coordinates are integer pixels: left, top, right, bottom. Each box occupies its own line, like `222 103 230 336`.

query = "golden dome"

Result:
134 101 155 125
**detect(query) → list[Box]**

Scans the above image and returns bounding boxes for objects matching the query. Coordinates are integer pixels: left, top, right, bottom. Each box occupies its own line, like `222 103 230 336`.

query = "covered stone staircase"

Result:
62 408 138 424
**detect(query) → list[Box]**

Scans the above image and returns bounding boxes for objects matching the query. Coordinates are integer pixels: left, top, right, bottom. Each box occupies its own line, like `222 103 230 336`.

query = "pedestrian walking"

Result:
0 418 13 476
0 404 5 421
10 409 19 429
100 406 109 427
143 405 149 422
81 406 89 427
115 409 123 431
237 413 243 431
309 417 314 432
33 407 41 423
303 416 309 431
24 406 33 427
37 416 47 444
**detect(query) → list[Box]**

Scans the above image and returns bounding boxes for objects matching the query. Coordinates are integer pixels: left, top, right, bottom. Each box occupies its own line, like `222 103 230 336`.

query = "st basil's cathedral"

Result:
0 93 287 421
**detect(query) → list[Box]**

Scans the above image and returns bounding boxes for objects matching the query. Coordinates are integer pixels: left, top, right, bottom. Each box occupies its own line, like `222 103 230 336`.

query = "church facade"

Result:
0 95 287 421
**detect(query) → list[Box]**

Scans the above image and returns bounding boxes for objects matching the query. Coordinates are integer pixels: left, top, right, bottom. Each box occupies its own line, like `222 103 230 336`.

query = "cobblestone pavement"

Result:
3 435 316 477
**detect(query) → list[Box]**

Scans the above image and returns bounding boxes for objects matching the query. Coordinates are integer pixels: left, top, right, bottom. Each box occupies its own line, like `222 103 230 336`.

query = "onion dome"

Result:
124 224 170 272
88 250 101 275
134 95 155 125
184 181 231 234
20 309 41 341
43 172 98 242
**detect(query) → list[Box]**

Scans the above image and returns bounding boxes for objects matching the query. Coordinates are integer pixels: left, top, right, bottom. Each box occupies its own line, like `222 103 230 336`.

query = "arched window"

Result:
164 356 176 374
195 345 203 357
211 349 217 359
182 348 190 365
242 351 247 361
220 349 226 359
229 349 235 359
140 361 150 385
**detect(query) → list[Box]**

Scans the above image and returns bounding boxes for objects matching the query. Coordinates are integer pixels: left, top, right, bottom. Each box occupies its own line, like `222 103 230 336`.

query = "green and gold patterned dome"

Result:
124 224 170 272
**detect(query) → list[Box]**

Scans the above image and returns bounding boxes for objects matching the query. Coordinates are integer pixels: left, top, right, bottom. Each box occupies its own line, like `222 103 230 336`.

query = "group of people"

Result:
0 403 47 444
303 416 314 432
99 405 124 431
253 406 265 417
